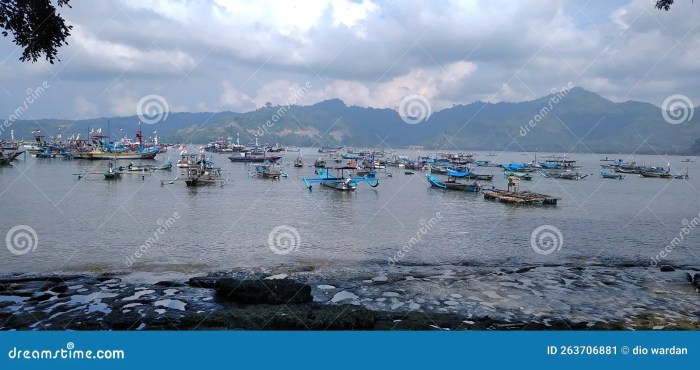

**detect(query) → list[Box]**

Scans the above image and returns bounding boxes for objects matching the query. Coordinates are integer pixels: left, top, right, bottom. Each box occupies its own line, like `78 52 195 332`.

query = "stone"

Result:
215 279 312 304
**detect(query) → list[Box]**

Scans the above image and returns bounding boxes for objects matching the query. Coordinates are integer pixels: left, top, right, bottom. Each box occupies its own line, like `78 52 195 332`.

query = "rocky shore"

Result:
1 264 699 330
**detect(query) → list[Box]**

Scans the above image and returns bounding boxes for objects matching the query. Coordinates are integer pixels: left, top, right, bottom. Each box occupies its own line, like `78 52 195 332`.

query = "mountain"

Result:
3 87 699 154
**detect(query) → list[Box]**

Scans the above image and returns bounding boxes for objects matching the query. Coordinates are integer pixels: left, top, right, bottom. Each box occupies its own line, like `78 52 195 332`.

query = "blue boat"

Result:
303 167 379 191
425 174 482 192
600 171 624 180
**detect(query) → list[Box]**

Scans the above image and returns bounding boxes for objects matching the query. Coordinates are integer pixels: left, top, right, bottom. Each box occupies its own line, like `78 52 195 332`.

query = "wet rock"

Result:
659 265 675 272
155 281 185 287
514 267 537 274
692 273 700 290
187 276 218 289
28 291 53 302
215 278 312 304
49 284 69 293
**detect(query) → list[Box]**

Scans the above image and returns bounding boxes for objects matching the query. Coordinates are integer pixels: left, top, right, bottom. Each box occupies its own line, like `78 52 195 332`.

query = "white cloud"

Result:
0 0 698 119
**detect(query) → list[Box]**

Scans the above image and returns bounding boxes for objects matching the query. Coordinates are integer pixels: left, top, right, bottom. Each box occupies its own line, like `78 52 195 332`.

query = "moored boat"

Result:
425 174 482 192
302 167 379 191
600 171 624 180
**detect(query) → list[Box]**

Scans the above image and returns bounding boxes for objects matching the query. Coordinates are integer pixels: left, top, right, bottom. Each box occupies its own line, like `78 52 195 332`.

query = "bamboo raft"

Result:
482 189 560 205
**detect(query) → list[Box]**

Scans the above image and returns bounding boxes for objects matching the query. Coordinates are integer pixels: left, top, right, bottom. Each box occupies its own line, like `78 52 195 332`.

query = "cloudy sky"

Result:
0 0 698 120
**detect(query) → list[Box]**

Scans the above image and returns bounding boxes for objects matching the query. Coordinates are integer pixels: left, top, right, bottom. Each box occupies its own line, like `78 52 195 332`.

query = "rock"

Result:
687 273 693 283
215 279 312 304
49 284 69 293
692 273 700 290
659 265 675 272
155 281 185 287
514 267 536 274
187 277 218 289
28 291 53 302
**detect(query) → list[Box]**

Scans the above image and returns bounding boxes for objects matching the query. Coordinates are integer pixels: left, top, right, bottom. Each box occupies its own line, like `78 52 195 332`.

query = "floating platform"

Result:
482 189 560 205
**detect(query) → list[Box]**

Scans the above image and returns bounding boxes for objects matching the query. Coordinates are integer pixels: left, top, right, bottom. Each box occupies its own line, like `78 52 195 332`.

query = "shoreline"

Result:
1 267 699 331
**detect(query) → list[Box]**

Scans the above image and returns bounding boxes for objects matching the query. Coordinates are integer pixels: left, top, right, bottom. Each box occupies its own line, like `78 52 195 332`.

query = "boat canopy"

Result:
447 170 470 177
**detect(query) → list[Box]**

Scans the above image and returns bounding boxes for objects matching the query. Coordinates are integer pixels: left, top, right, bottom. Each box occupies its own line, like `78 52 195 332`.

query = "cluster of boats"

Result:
204 135 289 154
2 131 694 201
600 159 689 179
1 128 169 161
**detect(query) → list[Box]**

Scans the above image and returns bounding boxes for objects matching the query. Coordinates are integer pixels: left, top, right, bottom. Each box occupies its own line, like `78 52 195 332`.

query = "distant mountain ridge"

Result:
3 87 699 154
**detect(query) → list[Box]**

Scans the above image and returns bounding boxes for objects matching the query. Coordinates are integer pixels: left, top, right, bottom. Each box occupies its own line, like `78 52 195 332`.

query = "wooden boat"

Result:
104 162 122 180
294 156 304 168
445 170 493 181
248 161 285 179
177 154 197 168
0 150 23 162
503 170 532 180
600 171 624 180
152 161 173 171
430 164 450 174
268 144 286 152
640 171 671 178
228 150 281 163
184 154 224 186
314 158 326 168
483 189 559 205
540 171 587 180
425 174 481 192
483 176 557 206
302 167 379 191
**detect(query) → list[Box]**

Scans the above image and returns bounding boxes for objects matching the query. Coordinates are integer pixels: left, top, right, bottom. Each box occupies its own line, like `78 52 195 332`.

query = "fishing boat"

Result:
425 174 482 192
404 171 415 175
268 144 286 152
540 171 587 180
177 154 198 168
318 145 343 153
430 164 450 174
35 146 71 159
104 162 122 180
600 171 624 180
227 149 282 163
0 152 15 165
302 167 379 191
294 156 304 168
152 161 173 171
248 161 285 179
503 170 532 180
183 153 224 186
314 158 326 168
482 176 560 205
681 158 694 163
445 169 493 181
640 171 672 178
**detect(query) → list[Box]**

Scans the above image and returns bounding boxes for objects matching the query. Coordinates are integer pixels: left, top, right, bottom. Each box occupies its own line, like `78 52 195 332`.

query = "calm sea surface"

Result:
1 148 699 276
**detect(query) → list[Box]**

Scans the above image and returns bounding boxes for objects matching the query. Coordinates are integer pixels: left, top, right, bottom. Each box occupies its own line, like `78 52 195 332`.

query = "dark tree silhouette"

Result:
0 0 72 64
656 0 674 10
657 0 695 11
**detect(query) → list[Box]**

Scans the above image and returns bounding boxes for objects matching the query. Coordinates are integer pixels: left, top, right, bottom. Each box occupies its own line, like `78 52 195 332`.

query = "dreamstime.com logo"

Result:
267 225 300 255
7 342 125 360
530 225 563 255
5 225 38 256
661 94 694 125
399 94 432 124
136 94 169 125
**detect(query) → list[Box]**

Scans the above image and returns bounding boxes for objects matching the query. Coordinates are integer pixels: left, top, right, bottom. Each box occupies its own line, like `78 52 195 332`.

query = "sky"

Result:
0 0 699 121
